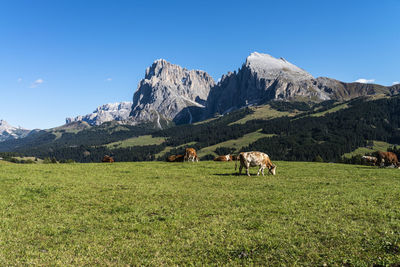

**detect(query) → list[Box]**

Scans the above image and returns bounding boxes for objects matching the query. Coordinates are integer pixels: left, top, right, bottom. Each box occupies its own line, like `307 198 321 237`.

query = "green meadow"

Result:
1 160 400 265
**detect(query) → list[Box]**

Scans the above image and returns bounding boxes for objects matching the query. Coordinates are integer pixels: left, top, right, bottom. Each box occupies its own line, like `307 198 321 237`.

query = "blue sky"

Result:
0 0 399 129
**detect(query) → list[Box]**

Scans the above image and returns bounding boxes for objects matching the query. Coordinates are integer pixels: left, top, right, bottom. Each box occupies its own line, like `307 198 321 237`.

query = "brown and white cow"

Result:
102 155 114 163
184 148 199 162
214 154 233 161
166 154 184 162
361 155 378 166
235 151 276 176
376 151 399 167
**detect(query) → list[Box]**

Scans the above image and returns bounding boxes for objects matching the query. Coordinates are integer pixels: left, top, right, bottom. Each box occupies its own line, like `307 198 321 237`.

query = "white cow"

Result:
235 151 277 176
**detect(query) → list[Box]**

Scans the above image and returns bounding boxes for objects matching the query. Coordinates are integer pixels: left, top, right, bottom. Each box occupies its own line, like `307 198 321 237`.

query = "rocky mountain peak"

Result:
0 120 24 133
145 59 170 79
245 52 314 81
0 119 11 129
130 59 215 127
205 52 331 116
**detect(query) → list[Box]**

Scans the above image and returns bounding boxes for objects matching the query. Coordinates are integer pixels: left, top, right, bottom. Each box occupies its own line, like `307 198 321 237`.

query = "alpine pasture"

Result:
1 160 400 265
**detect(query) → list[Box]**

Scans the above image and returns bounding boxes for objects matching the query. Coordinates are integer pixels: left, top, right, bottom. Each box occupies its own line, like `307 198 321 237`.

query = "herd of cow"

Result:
361 151 400 168
101 149 399 176
166 148 277 176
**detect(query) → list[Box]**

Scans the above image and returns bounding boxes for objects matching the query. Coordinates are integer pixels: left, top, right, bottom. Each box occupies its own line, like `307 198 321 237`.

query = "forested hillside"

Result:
1 96 400 163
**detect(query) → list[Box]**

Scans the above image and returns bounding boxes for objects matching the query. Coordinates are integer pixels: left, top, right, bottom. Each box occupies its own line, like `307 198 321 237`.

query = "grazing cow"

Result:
361 155 378 166
102 155 114 163
166 154 184 162
214 154 233 161
184 148 199 162
235 151 276 176
376 151 399 167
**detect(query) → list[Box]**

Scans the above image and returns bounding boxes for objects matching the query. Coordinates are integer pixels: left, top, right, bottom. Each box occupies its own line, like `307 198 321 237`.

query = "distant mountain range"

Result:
1 52 400 142
66 101 133 126
66 52 400 126
0 120 31 142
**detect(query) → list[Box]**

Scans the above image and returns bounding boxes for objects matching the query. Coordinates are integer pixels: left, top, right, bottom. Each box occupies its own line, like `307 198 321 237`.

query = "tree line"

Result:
2 97 400 163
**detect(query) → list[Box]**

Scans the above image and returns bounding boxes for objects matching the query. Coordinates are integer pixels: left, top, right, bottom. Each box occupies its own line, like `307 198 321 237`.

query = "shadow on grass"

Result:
213 173 241 176
214 173 272 176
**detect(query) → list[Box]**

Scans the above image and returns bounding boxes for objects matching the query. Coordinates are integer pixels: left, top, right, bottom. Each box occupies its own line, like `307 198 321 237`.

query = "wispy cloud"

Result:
30 78 44 88
393 81 400 85
354 78 375 84
17 78 22 83
106 78 112 82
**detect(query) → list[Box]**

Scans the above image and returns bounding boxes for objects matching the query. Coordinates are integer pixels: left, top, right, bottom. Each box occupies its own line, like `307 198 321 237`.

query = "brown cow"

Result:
376 151 399 167
166 154 184 162
235 151 276 176
214 154 233 161
102 155 114 163
184 148 199 162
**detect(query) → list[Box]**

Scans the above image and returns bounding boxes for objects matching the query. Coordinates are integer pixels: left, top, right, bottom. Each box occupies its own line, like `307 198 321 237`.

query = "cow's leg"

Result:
262 167 265 176
239 164 243 175
257 166 262 176
246 165 250 176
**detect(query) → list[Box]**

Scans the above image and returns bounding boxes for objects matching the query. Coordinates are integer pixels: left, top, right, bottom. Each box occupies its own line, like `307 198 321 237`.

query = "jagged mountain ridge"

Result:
66 102 133 126
66 52 399 127
0 120 31 142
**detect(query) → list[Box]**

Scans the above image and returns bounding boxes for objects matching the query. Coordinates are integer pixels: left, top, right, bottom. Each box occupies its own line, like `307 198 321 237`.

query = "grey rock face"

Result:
66 102 133 126
0 120 30 142
205 52 397 116
205 52 328 116
130 59 215 127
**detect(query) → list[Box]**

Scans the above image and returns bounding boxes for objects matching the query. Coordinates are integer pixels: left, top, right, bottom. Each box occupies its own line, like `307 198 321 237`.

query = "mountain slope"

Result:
2 96 400 163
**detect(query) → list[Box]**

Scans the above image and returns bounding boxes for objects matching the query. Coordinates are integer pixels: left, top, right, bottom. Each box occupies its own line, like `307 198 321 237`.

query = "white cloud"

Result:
17 78 22 83
30 78 44 88
106 78 112 82
393 81 400 85
354 78 375 84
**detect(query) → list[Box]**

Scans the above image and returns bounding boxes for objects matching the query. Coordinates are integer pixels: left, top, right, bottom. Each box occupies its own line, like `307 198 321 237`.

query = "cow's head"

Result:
269 164 277 175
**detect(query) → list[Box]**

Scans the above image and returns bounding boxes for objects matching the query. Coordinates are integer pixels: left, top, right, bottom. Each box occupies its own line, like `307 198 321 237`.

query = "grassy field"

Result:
1 161 400 265
311 103 349 117
229 105 295 125
197 129 275 157
343 140 392 158
105 135 166 149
